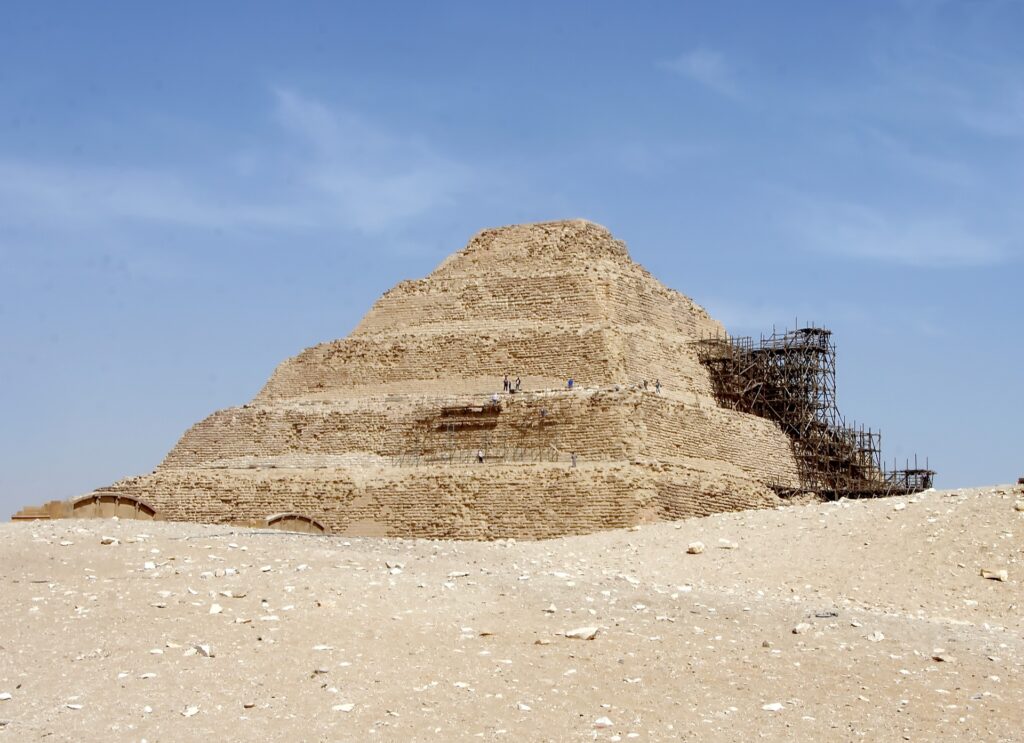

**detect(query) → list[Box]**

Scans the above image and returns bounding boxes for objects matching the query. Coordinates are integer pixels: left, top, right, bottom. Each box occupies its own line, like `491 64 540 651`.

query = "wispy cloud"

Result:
858 126 980 188
954 93 1024 139
854 28 1024 141
0 160 308 231
661 48 741 99
270 88 473 232
0 88 475 239
783 198 1006 268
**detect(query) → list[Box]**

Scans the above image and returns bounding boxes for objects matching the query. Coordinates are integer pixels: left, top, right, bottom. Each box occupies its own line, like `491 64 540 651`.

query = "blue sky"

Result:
2 1 1022 516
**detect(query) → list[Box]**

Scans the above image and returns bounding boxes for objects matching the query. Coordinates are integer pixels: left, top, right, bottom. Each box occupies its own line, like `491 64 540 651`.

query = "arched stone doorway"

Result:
70 493 158 520
265 512 327 534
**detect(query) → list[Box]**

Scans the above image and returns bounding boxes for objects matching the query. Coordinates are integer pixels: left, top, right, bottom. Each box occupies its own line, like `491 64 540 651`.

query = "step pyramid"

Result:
14 220 800 538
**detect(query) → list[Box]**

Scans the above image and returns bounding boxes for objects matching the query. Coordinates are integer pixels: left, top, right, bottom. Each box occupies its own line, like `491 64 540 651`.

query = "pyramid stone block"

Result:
14 220 801 537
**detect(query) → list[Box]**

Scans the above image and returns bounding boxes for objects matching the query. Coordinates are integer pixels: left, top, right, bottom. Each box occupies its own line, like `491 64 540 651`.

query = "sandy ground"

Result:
1 485 1022 742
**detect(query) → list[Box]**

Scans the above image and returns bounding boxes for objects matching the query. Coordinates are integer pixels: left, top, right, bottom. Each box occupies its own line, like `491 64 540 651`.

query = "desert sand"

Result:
2 484 1021 742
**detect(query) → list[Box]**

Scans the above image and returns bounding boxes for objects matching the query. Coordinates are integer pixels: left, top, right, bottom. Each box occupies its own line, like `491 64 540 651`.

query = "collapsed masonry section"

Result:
695 326 934 498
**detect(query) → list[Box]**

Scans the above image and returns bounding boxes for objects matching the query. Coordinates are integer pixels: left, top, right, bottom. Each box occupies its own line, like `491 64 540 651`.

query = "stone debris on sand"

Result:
1 483 1023 741
686 541 705 555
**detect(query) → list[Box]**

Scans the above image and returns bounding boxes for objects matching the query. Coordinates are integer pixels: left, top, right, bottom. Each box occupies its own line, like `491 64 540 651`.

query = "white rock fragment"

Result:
447 571 470 578
893 503 906 511
332 703 355 712
209 603 223 615
143 561 156 571
182 705 199 717
542 604 557 614
65 703 83 710
100 536 119 545
594 716 613 728
686 542 705 555
516 702 531 711
762 702 785 712
792 622 811 635
193 644 214 657
980 568 1008 582
0 693 11 701
564 626 599 640
867 631 885 642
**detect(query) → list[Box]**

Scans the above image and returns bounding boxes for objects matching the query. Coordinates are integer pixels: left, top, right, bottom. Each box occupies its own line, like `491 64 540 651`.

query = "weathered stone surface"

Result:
13 220 802 538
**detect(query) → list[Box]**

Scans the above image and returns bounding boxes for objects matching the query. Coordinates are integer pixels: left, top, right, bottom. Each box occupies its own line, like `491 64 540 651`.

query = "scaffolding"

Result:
695 325 934 499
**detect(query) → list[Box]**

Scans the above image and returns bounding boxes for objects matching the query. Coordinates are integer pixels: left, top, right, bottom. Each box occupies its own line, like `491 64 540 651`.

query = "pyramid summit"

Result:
15 220 811 537
257 219 724 402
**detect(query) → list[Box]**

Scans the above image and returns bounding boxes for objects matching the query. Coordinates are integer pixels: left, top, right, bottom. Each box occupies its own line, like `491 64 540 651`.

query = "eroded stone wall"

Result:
102 460 782 540
15 220 806 537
